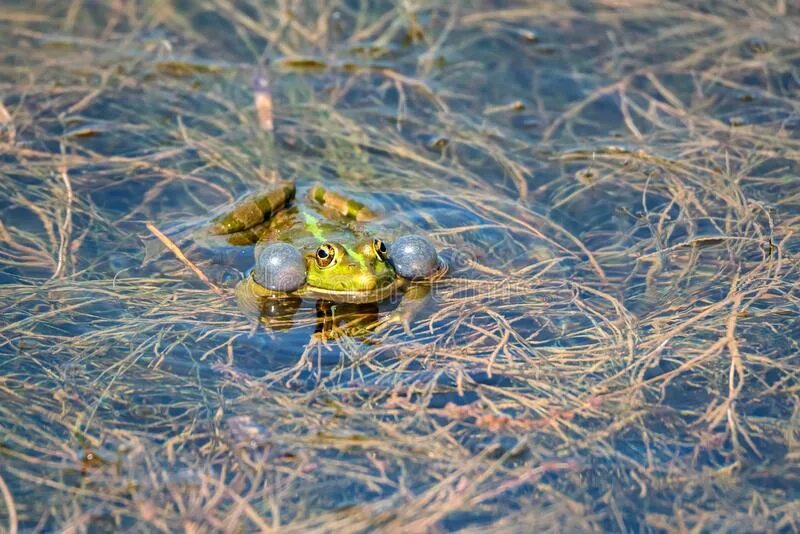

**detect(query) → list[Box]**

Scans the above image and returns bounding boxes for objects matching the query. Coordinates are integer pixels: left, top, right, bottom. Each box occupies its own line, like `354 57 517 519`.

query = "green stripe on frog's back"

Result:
309 183 376 222
302 211 326 242
344 245 367 268
210 182 296 234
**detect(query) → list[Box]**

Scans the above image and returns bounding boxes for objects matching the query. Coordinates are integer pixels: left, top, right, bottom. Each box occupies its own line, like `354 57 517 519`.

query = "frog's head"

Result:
253 234 443 303
305 239 396 292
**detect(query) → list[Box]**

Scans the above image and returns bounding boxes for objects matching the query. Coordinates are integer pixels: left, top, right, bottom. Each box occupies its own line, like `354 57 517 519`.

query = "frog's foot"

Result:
310 325 350 343
374 308 415 337
374 282 435 337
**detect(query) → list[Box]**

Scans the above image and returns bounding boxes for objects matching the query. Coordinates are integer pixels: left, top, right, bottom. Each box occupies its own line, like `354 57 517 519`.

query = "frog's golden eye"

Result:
373 239 388 261
315 243 336 269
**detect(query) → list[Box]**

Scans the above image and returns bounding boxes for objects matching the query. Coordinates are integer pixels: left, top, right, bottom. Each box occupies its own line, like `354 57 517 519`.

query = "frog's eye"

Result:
373 238 388 261
315 243 336 269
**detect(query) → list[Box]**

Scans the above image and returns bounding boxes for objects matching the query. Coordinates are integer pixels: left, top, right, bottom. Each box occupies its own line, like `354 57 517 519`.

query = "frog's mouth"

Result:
301 277 405 304
244 271 405 304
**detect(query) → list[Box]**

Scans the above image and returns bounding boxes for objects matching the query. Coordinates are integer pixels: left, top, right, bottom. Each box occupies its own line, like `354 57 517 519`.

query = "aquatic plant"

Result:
0 1 798 531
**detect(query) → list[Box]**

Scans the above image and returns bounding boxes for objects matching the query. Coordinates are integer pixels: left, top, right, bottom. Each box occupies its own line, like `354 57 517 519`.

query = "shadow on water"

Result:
0 1 799 531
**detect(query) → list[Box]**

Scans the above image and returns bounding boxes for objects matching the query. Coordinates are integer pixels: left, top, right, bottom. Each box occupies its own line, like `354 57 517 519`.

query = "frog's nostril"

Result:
254 242 306 292
389 234 440 280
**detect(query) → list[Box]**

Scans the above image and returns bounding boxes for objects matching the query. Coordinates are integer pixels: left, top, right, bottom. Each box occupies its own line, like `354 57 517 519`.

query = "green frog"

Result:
184 67 447 337
204 179 446 336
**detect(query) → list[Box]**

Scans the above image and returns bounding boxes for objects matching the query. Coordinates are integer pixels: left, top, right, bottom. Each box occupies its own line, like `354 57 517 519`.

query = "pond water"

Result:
1 1 799 531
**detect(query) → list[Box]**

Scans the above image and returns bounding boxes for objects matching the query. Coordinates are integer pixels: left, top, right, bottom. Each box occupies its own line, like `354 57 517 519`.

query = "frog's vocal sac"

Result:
206 181 446 306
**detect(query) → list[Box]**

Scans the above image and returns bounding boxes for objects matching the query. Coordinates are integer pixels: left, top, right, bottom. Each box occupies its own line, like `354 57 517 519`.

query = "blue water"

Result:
1 1 799 531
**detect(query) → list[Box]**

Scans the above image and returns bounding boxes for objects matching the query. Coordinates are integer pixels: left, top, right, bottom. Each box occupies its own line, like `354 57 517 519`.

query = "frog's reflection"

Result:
313 300 381 339
243 290 383 340
253 295 302 331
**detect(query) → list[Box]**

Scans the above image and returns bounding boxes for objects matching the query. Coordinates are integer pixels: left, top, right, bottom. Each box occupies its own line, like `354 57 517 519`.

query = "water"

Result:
1 1 799 531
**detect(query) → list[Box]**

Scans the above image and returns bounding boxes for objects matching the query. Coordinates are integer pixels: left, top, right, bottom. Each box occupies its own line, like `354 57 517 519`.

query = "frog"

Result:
204 179 447 337
178 66 448 338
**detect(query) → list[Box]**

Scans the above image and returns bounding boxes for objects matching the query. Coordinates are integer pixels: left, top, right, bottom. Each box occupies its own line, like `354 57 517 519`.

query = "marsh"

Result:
0 1 798 532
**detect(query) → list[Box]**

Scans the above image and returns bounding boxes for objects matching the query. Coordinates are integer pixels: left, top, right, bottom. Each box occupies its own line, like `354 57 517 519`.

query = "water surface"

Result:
0 1 799 531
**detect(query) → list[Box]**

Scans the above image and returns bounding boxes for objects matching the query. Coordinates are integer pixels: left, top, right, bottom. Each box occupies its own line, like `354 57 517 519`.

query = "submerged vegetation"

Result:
0 0 799 531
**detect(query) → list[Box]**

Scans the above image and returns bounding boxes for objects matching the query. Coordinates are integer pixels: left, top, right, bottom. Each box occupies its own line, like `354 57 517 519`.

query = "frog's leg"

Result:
210 182 296 236
308 183 376 222
312 300 348 342
236 275 301 328
312 301 381 341
375 283 433 336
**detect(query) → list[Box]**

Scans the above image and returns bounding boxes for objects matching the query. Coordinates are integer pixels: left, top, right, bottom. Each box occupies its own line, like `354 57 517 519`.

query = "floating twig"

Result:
146 222 223 296
0 472 17 534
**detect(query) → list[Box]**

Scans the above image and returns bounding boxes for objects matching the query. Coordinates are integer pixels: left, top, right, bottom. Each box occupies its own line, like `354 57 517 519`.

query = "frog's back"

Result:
256 192 369 251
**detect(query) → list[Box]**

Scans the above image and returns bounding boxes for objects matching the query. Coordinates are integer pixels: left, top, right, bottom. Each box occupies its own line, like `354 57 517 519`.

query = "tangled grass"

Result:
0 0 799 531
